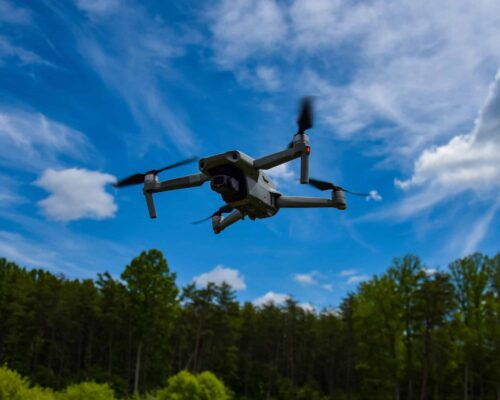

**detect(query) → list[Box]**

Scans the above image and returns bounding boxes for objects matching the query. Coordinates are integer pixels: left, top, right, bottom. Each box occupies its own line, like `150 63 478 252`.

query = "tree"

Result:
121 250 179 395
415 273 454 400
449 253 492 399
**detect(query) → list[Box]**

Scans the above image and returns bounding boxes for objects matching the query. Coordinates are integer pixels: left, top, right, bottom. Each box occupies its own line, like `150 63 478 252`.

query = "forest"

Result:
0 250 499 400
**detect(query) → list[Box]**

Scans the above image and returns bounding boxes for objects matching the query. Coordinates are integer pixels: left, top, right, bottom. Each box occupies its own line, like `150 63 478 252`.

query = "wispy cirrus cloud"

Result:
0 36 51 66
0 0 32 25
0 1 52 67
208 0 500 159
0 213 137 277
0 109 95 171
72 0 199 154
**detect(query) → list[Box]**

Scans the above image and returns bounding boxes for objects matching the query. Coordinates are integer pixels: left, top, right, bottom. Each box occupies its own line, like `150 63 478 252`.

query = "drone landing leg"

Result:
142 173 210 219
212 210 243 234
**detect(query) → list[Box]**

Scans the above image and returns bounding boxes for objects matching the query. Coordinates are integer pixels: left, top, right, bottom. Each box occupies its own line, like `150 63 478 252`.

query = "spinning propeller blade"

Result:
191 205 234 225
114 156 198 188
297 97 313 134
308 177 369 197
288 97 314 148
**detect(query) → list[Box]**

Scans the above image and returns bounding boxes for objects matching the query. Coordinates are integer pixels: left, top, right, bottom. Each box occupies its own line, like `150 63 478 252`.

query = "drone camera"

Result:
211 175 240 195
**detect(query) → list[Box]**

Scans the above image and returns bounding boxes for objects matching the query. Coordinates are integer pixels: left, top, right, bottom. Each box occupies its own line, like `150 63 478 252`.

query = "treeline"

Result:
0 251 499 400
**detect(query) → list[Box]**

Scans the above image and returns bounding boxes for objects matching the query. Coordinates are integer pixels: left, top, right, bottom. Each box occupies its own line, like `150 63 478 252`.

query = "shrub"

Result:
56 382 115 400
157 370 202 400
0 366 55 400
157 370 231 400
0 366 29 400
19 386 56 400
197 371 231 400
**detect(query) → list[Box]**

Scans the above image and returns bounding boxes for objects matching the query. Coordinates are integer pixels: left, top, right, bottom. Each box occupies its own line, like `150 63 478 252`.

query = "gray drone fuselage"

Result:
198 150 280 221
142 133 347 234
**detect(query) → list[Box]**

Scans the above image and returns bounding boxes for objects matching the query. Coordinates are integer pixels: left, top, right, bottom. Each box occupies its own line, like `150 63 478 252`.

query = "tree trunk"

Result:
133 341 143 394
420 326 432 400
193 316 202 373
107 333 113 380
464 363 469 400
126 328 132 399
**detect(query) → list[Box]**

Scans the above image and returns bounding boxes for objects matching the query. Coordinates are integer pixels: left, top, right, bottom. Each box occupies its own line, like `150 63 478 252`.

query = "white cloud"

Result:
393 71 500 216
253 291 290 307
0 109 94 171
293 271 318 285
321 283 333 292
35 168 117 221
208 0 500 165
424 268 438 276
298 302 315 313
347 274 370 284
338 268 357 277
76 0 119 15
193 265 246 290
209 0 287 67
366 190 382 202
255 65 281 91
267 163 295 183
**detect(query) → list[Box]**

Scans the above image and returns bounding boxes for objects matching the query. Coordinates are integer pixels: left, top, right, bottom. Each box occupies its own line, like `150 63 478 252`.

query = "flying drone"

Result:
115 98 369 234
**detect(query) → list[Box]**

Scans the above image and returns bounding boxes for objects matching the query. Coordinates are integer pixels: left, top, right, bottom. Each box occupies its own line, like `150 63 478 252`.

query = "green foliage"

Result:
157 370 201 400
1 251 499 400
56 382 115 400
156 370 231 400
198 371 231 400
0 366 55 400
0 365 30 400
19 386 56 400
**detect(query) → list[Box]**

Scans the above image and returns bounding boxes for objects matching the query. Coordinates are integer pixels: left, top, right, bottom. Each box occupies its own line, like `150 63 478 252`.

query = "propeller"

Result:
297 96 313 134
191 205 234 225
114 157 198 188
288 97 314 148
308 177 370 197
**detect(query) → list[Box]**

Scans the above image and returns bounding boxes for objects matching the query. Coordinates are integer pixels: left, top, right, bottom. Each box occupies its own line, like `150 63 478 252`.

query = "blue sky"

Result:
0 0 499 309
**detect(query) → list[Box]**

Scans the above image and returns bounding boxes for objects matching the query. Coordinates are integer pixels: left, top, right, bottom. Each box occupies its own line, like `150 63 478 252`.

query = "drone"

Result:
115 98 369 234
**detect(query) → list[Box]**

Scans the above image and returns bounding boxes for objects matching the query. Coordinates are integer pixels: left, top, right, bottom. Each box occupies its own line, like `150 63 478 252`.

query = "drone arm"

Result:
276 195 346 210
253 148 300 170
212 210 244 234
145 173 210 194
253 135 310 183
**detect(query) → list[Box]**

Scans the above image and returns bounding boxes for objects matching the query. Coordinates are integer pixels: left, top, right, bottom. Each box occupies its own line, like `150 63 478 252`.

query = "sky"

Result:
0 0 499 309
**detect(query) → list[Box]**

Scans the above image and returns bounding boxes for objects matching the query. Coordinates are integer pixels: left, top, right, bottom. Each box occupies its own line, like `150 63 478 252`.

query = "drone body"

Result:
115 99 367 234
